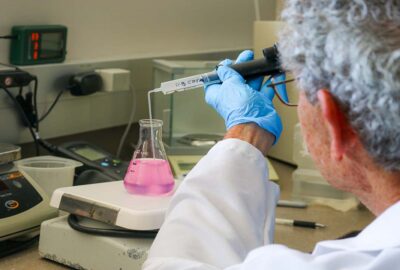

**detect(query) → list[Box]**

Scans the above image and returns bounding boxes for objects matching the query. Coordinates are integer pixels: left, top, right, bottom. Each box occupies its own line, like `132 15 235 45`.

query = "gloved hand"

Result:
204 50 286 144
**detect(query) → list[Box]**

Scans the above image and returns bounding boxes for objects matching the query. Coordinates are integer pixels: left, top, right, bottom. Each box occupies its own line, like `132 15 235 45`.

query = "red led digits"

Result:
31 32 40 60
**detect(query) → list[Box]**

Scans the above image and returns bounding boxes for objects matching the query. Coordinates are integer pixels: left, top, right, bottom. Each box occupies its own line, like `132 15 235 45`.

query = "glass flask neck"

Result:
139 119 163 128
135 119 167 160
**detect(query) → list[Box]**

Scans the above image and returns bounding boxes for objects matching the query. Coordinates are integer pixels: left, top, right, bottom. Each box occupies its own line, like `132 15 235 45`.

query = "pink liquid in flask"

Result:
124 158 175 195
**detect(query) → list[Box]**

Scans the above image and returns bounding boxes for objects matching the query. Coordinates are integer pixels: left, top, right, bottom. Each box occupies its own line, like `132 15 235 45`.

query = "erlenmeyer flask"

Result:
124 119 175 195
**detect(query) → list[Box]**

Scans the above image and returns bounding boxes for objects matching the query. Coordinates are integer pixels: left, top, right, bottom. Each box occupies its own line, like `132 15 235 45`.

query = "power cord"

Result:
116 85 137 158
0 61 21 70
32 77 39 130
15 79 39 129
0 62 48 155
67 214 158 238
2 87 40 155
39 88 64 123
0 35 17 40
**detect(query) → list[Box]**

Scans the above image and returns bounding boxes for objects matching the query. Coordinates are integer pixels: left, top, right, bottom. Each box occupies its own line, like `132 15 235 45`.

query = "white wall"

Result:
0 0 277 63
0 0 278 145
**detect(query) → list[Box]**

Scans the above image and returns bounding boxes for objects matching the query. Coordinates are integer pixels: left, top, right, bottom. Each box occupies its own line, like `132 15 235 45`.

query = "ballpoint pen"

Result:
276 218 326 229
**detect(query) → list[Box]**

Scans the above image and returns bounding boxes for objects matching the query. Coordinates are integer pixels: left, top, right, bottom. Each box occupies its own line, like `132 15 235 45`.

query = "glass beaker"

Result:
124 119 175 195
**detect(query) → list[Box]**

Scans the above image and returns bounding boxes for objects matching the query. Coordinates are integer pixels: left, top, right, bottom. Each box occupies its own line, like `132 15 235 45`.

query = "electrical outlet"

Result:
95 68 131 92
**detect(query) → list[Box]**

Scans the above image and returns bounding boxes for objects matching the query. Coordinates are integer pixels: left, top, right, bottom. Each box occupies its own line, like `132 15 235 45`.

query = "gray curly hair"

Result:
278 0 400 171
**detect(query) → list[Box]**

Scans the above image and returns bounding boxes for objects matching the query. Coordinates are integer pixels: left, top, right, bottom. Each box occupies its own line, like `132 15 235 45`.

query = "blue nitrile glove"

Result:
204 50 287 144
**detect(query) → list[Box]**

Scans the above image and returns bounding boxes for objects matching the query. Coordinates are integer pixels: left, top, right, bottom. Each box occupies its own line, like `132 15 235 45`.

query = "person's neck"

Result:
355 168 400 216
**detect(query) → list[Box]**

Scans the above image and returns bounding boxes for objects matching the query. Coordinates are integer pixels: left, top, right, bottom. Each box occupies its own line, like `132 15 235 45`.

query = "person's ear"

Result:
317 90 357 161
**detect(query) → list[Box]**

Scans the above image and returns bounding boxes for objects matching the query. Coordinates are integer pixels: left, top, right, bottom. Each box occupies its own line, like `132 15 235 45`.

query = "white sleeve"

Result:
143 138 280 270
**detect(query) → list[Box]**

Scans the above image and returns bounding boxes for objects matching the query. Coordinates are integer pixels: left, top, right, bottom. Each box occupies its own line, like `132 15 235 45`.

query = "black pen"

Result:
275 218 326 229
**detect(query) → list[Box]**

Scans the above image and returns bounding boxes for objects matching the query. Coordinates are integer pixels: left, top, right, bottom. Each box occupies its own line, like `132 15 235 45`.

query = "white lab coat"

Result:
143 139 400 269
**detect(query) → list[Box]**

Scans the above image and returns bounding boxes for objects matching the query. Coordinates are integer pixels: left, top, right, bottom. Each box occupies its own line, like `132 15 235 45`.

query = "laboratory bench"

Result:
0 126 375 269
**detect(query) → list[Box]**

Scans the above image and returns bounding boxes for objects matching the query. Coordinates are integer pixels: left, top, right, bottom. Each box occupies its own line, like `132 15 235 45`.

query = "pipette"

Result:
153 45 283 95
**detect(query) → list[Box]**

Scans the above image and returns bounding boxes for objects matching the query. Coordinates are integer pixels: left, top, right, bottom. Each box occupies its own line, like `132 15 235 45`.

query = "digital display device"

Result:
10 25 67 65
72 146 107 161
40 32 64 59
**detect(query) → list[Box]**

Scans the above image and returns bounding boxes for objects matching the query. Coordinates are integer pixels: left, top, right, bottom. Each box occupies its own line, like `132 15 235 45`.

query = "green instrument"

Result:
10 25 67 66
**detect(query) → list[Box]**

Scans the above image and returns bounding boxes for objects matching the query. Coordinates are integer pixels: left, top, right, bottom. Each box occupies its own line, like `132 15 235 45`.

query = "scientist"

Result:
144 0 400 269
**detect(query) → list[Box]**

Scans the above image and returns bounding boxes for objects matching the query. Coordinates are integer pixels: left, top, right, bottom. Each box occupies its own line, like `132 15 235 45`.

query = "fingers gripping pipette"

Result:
153 45 283 94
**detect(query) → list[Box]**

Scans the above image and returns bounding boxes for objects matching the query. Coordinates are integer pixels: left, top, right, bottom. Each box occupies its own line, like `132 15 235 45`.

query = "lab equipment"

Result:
10 25 67 65
14 155 82 198
275 218 325 229
68 71 103 96
124 119 175 195
56 140 129 181
40 215 152 270
152 59 224 155
153 45 281 95
0 69 36 89
39 180 177 270
49 181 175 230
0 144 57 241
204 51 284 142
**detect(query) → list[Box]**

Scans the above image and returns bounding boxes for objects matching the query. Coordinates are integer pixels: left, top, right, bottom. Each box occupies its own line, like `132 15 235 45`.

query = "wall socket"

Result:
95 68 131 92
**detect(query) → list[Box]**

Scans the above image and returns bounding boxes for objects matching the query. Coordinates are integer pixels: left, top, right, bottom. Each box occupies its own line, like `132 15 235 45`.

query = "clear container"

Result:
292 168 356 201
124 119 175 196
152 59 225 155
14 156 82 197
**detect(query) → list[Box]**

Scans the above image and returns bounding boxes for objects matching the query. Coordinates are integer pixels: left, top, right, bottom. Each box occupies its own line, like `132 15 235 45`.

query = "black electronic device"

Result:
56 141 129 183
0 70 36 88
68 72 103 96
0 171 43 219
202 45 283 84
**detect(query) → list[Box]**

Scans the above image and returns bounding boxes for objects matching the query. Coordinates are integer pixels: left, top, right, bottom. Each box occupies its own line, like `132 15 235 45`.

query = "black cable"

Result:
2 87 40 155
67 214 158 239
39 89 64 122
32 77 39 130
0 35 17 39
0 235 39 259
0 61 21 71
38 138 58 154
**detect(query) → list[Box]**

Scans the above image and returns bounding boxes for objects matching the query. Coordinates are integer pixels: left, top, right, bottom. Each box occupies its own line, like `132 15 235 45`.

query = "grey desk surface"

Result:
0 127 375 269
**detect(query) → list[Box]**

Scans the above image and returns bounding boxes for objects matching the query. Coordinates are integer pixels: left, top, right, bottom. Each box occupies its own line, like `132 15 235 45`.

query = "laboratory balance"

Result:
0 144 57 241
